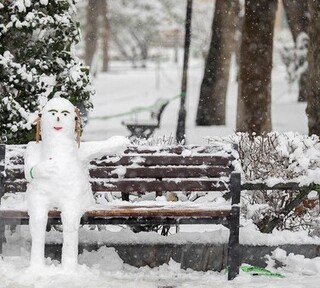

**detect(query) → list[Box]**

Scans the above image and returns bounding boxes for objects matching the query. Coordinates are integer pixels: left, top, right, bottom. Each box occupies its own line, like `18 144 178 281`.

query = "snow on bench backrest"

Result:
0 144 238 195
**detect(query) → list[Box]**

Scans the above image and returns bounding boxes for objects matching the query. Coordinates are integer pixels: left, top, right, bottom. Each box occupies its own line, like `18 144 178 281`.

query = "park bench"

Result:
121 98 169 139
0 143 241 280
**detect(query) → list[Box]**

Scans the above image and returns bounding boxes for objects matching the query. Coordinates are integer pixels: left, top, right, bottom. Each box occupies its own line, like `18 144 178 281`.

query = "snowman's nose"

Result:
57 116 60 122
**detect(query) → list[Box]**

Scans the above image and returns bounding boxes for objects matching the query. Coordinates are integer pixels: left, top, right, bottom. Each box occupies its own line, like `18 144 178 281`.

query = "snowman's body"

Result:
27 141 93 213
24 98 129 269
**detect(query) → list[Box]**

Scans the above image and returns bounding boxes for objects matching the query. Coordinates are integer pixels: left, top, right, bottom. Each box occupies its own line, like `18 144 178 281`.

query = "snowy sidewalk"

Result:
1 246 320 288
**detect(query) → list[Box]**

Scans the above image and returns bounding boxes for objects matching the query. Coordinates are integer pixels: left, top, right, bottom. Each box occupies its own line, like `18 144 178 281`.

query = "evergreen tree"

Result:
0 0 93 144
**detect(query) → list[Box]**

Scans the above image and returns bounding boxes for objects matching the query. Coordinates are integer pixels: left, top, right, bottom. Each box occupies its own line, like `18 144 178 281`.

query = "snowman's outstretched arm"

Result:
79 136 131 163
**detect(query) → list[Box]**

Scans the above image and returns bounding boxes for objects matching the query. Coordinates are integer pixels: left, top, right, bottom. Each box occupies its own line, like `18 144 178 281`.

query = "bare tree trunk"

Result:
130 30 149 68
174 29 179 63
112 33 130 59
99 0 110 72
234 4 244 70
85 0 99 67
236 0 277 134
196 0 239 126
283 0 309 102
306 0 320 136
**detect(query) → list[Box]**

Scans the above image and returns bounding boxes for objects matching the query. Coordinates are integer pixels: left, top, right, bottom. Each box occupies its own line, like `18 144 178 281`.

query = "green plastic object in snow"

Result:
241 265 285 278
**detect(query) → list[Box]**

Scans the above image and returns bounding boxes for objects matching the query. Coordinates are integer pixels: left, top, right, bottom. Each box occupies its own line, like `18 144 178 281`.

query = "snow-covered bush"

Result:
0 0 93 144
208 132 320 235
236 132 320 182
238 133 320 234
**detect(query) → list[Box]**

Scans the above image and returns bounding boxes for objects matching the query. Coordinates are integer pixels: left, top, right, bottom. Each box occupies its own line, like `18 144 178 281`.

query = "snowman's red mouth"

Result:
54 127 62 131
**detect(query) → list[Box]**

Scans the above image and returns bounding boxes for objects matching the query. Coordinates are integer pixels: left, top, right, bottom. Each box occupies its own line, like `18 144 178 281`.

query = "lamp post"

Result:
176 0 193 144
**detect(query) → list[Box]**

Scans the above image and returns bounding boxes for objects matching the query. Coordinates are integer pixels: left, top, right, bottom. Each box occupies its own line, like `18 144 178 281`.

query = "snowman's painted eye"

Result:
48 109 58 116
61 110 70 117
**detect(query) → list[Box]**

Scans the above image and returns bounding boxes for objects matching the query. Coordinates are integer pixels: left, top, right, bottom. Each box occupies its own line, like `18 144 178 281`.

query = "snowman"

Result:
24 97 130 269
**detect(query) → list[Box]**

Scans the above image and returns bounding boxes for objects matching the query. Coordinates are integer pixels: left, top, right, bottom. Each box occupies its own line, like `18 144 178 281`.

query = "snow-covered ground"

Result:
1 244 320 288
1 48 319 287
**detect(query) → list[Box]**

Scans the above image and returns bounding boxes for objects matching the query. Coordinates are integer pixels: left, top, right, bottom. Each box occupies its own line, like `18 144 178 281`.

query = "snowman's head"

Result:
40 98 78 141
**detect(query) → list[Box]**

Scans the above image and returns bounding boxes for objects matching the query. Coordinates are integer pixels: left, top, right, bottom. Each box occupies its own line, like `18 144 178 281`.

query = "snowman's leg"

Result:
28 199 49 267
60 210 81 269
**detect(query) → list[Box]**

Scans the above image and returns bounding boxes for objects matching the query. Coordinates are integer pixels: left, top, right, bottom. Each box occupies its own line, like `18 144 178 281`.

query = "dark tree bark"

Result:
99 0 110 72
196 0 239 126
85 0 99 67
283 0 309 102
283 0 309 41
306 0 320 136
236 0 277 134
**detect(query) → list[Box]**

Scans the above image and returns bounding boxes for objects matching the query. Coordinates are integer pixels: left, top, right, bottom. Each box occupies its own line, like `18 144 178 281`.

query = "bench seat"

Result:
0 205 235 225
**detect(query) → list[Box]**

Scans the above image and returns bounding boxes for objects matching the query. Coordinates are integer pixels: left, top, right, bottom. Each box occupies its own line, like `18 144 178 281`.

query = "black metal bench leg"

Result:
122 193 129 201
227 172 241 280
227 206 240 280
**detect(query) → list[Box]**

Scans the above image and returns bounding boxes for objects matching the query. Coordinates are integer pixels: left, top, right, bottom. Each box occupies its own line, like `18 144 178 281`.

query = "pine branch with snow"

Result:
0 0 93 144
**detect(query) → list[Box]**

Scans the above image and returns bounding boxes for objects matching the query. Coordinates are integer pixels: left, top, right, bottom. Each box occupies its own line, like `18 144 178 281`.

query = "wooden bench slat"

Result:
5 169 25 180
7 180 314 194
5 166 232 182
4 181 27 193
89 166 231 179
7 155 232 167
5 165 231 181
87 208 232 218
0 208 232 219
124 146 231 155
4 179 229 193
91 155 231 167
4 145 234 166
91 179 229 192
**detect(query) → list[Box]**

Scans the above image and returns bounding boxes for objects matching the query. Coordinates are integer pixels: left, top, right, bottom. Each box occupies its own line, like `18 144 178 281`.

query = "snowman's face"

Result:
41 98 76 140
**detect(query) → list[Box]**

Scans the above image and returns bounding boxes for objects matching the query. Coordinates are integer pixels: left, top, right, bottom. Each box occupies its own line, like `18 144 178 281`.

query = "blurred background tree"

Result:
77 0 213 72
283 0 309 102
196 0 239 126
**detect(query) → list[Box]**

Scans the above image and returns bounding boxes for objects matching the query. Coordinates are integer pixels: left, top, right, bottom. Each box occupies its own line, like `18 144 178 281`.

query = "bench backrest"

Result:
0 144 237 201
150 99 169 124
